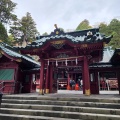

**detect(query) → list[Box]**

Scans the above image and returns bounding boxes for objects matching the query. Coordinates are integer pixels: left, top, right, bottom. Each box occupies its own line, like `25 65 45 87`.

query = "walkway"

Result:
4 90 120 100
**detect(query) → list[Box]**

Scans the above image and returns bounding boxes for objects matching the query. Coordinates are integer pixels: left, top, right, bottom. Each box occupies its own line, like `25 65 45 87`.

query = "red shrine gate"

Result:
20 27 112 95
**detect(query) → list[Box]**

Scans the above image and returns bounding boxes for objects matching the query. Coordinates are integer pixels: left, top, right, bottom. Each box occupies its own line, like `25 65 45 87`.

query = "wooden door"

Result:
22 74 31 93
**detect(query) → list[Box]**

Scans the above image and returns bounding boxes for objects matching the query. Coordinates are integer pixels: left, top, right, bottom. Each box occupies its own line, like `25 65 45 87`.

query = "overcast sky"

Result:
12 0 120 34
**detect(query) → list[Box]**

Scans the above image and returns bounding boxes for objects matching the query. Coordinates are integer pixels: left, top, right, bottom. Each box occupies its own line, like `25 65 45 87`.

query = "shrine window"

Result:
0 69 14 81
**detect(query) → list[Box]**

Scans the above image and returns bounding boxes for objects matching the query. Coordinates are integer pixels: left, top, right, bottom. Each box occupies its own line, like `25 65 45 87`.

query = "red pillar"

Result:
39 59 45 94
83 56 91 95
67 73 71 90
49 65 53 93
45 65 50 93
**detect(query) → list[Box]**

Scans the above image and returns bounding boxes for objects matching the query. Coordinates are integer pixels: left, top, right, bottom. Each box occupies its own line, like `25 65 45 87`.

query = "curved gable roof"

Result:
0 42 40 66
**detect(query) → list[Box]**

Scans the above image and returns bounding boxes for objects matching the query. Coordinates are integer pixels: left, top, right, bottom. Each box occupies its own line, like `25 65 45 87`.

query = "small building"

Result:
0 42 40 94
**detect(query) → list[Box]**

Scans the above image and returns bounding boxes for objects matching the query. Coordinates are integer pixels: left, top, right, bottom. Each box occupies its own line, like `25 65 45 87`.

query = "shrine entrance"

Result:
20 26 112 95
55 67 82 90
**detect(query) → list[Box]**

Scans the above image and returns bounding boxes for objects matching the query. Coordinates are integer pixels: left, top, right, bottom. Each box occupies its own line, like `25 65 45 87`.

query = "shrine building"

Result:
0 26 119 96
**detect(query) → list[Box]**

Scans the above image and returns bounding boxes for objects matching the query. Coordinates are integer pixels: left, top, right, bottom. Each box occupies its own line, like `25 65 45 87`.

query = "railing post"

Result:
0 92 2 108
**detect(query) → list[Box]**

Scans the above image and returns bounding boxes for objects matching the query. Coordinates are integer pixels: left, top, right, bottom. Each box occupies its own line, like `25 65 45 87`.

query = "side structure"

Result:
0 42 40 94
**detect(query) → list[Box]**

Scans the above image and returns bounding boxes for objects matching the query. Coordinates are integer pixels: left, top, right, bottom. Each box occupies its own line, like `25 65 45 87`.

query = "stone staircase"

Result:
0 94 120 120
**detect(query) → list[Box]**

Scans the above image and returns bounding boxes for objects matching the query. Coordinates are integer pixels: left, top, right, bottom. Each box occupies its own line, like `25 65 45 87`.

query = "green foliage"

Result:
42 32 48 36
7 34 15 45
99 19 120 49
0 22 8 42
76 19 92 30
9 12 39 43
0 0 17 24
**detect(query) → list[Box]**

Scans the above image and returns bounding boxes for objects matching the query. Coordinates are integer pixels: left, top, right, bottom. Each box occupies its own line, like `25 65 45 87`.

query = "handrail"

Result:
0 81 4 85
0 82 16 94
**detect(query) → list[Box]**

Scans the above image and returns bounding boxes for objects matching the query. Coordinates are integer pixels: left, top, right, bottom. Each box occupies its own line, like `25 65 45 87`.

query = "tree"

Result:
76 19 92 30
42 32 48 36
108 19 120 49
8 34 15 45
10 12 39 43
99 19 120 49
0 0 17 24
0 22 8 43
99 22 109 35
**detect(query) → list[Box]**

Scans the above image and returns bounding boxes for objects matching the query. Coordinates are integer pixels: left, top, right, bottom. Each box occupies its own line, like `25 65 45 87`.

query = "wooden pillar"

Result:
67 73 71 90
83 56 90 95
82 64 85 94
45 66 50 93
117 70 120 95
95 71 99 94
14 67 18 94
39 59 45 95
49 65 53 93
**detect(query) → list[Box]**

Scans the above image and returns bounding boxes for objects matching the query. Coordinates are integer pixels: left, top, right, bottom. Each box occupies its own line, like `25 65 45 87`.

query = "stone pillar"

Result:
83 56 91 95
39 59 45 95
45 65 50 93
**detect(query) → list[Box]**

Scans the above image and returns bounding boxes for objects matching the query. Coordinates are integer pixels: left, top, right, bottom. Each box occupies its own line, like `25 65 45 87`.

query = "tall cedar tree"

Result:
0 22 8 42
10 12 39 44
0 0 17 24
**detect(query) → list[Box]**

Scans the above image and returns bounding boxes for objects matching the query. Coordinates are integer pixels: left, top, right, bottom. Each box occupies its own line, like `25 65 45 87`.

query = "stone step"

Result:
0 113 80 120
3 95 120 103
2 99 120 109
0 108 120 120
1 103 120 115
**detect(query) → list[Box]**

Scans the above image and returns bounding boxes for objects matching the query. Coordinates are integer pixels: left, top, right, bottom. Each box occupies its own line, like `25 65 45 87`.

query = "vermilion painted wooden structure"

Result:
0 43 40 94
1 27 117 95
18 27 112 95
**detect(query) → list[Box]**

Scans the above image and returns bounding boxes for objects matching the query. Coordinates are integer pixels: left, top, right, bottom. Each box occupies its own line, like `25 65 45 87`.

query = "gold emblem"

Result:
56 31 59 34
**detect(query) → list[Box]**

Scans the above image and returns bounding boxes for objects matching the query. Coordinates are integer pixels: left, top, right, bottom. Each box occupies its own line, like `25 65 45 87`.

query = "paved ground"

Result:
4 90 120 100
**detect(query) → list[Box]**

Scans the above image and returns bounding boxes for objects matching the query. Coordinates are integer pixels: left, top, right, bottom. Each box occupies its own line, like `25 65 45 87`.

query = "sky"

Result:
12 0 120 35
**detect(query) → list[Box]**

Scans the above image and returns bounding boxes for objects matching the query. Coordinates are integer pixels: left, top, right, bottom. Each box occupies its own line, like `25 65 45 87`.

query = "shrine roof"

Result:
110 48 120 65
16 28 112 49
90 47 114 68
100 47 114 62
0 42 40 66
89 62 113 68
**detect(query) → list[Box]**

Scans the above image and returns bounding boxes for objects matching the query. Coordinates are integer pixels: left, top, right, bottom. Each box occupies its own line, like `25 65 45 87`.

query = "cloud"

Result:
12 0 120 34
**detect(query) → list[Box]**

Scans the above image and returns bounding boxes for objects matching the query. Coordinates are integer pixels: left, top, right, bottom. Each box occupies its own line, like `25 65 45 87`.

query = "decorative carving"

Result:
87 31 93 36
16 59 22 62
54 24 58 29
51 40 65 49
33 49 38 52
81 44 88 48
51 40 64 45
56 53 69 58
